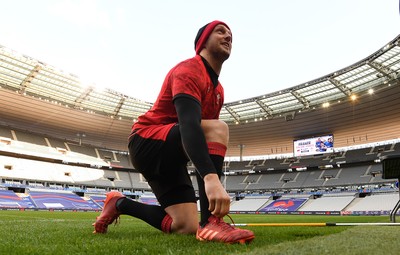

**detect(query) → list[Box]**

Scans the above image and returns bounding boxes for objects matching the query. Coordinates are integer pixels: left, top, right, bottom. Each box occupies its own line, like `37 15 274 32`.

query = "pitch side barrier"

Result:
230 211 341 216
2 208 395 215
230 211 398 216
0 208 101 212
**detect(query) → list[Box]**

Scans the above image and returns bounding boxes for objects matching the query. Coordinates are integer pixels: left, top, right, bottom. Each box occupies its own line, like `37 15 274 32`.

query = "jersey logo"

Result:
216 93 221 105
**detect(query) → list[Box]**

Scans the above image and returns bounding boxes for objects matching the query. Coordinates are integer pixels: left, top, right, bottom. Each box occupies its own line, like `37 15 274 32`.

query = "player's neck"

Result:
199 52 223 75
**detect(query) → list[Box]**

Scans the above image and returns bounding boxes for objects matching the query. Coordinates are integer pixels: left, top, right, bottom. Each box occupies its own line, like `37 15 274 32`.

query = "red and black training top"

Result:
130 55 224 177
131 54 224 141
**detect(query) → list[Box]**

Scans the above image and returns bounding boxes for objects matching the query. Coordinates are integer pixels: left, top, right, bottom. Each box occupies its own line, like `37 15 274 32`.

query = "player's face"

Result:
204 24 232 61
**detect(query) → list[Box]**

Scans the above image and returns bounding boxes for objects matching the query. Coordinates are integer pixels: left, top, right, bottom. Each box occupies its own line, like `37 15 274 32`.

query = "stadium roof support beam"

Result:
368 61 398 80
255 99 273 118
112 96 126 118
74 86 93 109
329 78 352 96
290 90 310 109
19 64 42 94
224 106 240 123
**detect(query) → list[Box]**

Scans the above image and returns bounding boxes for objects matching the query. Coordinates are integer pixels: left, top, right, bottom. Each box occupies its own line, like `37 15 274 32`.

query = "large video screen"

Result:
293 134 334 157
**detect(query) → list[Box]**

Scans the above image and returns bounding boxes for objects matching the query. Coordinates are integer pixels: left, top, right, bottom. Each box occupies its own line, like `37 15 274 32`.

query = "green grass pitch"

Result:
1 210 400 255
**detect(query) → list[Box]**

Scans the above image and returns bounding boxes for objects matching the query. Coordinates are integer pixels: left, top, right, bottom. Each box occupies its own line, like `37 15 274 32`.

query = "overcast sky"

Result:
0 0 398 103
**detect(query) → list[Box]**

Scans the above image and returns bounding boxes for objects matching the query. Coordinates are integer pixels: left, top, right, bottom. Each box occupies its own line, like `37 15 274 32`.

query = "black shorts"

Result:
128 124 196 208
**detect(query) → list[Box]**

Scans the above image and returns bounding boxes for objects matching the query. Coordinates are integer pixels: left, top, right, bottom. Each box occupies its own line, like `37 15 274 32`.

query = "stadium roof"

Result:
0 35 399 156
1 35 399 124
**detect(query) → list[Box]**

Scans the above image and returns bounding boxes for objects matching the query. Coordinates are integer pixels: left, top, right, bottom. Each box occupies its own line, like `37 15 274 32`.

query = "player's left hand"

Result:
204 173 231 218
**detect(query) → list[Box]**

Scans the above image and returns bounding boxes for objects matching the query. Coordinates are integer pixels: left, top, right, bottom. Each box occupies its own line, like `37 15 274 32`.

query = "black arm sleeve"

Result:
174 95 217 178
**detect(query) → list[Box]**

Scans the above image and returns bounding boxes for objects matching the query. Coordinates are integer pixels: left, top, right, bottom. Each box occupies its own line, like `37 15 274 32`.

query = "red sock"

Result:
207 142 227 157
161 214 173 233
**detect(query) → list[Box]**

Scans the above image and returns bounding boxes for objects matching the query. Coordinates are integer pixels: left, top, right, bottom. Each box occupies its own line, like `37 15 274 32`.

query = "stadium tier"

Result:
0 189 35 209
29 190 101 210
1 127 400 192
1 127 399 215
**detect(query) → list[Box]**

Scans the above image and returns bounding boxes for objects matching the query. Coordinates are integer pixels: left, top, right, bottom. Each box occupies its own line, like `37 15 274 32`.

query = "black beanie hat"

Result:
194 20 230 55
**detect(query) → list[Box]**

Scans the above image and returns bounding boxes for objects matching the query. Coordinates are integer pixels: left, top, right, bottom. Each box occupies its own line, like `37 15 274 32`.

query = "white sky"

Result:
0 0 399 103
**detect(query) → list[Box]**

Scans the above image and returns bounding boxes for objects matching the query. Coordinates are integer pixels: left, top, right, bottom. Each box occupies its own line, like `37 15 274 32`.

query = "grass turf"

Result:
0 211 399 255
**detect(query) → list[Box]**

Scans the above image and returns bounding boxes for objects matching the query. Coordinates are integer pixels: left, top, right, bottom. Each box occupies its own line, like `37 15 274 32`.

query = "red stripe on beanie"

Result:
195 20 230 55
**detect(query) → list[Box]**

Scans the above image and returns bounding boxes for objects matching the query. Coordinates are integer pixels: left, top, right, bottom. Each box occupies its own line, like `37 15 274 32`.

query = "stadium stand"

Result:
114 153 134 169
298 194 355 212
13 130 48 146
46 137 68 150
139 193 160 206
67 143 98 158
259 197 309 212
344 193 399 213
29 189 101 210
257 158 285 171
87 194 106 208
1 35 400 216
230 196 271 212
1 124 399 215
0 189 35 208
223 175 247 190
0 126 12 139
